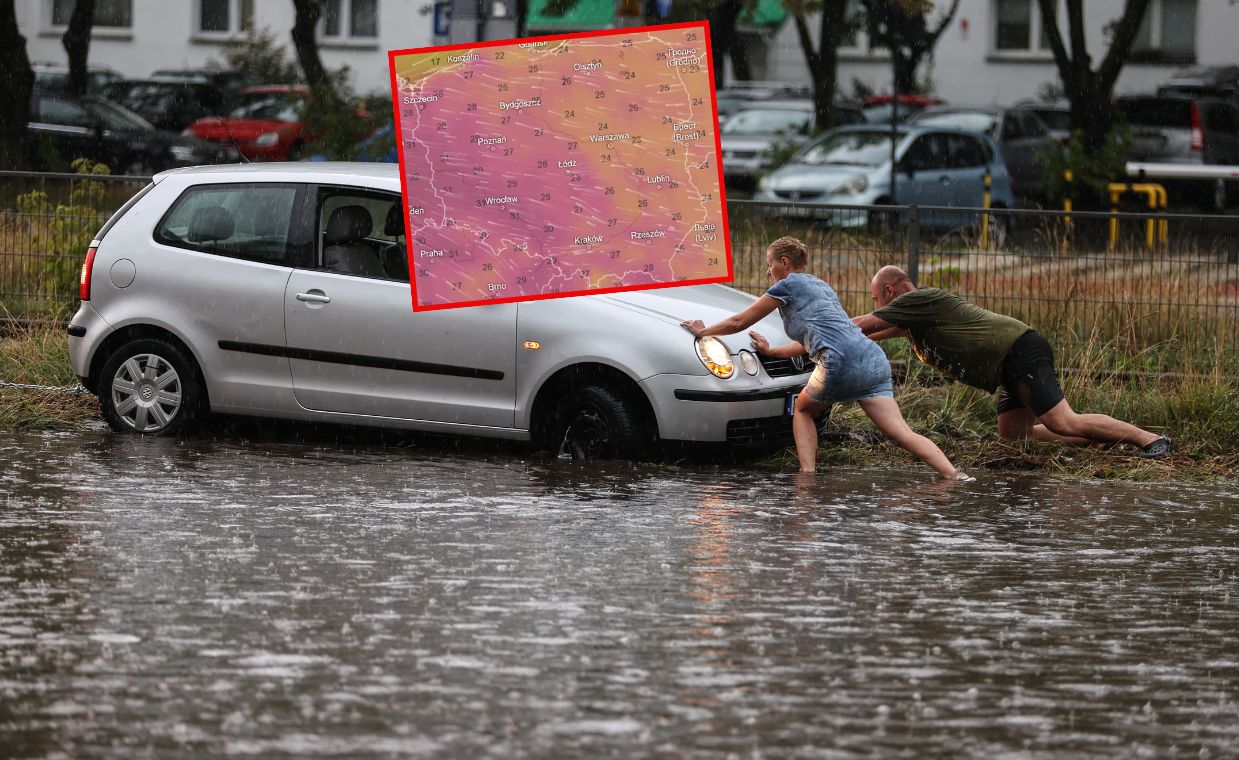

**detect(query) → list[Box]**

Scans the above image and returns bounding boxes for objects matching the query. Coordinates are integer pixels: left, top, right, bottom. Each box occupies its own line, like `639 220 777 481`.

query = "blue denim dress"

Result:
766 273 893 403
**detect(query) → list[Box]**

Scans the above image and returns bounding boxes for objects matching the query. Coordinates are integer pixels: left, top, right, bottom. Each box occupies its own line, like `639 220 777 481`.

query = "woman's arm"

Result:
681 295 781 337
748 331 806 358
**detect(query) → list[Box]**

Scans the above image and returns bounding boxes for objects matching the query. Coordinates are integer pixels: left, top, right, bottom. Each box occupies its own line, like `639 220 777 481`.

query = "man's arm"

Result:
853 313 908 341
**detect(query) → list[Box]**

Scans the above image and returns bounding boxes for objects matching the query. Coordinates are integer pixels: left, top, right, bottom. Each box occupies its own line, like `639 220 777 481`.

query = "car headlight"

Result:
695 336 734 379
254 131 280 147
738 349 759 375
831 176 868 195
169 145 196 161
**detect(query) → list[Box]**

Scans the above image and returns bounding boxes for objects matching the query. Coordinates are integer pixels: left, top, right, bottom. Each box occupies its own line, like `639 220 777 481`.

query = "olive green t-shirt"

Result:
872 287 1030 392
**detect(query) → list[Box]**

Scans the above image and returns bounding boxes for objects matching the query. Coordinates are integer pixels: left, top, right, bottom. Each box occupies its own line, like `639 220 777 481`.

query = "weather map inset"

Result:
388 22 732 311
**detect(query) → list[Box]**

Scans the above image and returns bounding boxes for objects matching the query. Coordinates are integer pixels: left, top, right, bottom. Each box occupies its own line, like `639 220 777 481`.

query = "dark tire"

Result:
98 338 204 436
286 142 305 161
551 384 645 460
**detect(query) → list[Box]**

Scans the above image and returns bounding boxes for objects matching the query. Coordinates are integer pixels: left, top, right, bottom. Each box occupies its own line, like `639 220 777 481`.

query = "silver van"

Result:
67 163 813 458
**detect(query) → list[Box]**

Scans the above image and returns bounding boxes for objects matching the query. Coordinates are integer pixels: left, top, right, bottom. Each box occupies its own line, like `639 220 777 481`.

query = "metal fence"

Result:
727 200 1239 372
2 171 1236 372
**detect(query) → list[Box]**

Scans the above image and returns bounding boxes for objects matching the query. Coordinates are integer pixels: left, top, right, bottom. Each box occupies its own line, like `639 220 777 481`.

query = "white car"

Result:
67 163 813 458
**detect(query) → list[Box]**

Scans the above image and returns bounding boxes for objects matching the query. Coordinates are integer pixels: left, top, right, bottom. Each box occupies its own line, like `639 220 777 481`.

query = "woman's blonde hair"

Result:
767 236 808 268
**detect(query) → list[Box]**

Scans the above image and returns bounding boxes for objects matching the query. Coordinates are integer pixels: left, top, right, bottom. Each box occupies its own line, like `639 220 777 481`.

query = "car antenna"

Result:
216 116 251 163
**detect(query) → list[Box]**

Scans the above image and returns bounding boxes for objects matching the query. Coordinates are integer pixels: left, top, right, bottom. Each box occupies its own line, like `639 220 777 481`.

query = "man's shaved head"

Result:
869 265 916 308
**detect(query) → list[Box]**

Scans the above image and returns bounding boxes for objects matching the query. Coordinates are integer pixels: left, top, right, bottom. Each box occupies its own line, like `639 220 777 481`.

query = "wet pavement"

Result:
1 428 1237 758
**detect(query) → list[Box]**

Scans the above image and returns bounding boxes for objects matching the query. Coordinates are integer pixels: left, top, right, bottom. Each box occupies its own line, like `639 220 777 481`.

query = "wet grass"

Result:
3 316 1236 481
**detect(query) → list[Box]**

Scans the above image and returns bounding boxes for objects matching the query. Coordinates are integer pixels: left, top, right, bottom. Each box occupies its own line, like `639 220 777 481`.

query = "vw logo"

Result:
789 191 801 201
141 386 153 401
790 355 805 371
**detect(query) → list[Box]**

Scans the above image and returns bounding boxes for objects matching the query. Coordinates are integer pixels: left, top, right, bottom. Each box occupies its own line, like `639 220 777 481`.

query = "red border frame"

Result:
387 21 732 312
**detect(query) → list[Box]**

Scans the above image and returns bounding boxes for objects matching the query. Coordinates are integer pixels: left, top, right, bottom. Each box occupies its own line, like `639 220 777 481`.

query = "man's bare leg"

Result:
997 407 1094 446
1034 399 1161 448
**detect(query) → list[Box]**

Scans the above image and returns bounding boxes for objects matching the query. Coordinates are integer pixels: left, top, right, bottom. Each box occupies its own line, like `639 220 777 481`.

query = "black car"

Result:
31 62 124 94
101 78 228 132
149 68 256 98
27 90 238 175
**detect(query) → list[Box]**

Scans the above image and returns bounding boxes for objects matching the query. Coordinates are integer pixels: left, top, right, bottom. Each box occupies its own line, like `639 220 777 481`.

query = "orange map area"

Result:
392 25 729 309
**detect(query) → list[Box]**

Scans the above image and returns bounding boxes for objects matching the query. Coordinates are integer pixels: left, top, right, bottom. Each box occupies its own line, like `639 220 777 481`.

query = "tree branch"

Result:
1097 0 1153 92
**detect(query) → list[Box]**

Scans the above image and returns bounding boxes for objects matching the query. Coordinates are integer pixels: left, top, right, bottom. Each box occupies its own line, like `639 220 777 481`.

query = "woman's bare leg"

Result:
792 393 829 472
857 396 963 479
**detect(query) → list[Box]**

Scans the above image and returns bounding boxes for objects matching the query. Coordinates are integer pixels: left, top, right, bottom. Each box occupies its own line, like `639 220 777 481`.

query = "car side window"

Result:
37 97 93 128
1020 111 1047 138
1001 114 1024 141
315 189 409 282
154 183 302 266
946 134 986 168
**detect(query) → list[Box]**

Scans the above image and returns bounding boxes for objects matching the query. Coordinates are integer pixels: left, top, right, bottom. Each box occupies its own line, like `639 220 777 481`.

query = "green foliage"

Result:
14 159 111 305
208 27 303 85
1041 122 1132 206
298 74 393 160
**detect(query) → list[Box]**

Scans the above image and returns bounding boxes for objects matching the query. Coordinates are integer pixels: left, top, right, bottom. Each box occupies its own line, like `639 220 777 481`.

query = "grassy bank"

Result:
3 319 1235 481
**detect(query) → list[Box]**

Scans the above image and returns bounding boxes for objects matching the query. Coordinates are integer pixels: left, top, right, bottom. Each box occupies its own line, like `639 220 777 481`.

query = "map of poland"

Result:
389 22 731 310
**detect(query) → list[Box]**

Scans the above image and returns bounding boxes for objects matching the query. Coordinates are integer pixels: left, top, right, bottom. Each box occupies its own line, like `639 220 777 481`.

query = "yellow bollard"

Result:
1062 170 1073 254
980 171 992 248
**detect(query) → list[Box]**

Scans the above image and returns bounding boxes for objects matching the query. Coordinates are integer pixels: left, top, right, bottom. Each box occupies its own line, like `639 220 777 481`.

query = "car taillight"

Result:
80 246 96 301
1190 102 1205 152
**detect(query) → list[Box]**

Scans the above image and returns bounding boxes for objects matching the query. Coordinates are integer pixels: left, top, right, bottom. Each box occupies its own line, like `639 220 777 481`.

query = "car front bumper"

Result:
640 371 811 445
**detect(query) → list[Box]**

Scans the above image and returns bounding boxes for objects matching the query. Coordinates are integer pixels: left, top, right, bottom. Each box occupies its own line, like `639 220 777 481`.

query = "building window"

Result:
197 0 254 35
993 0 1053 53
1133 0 1196 62
321 0 378 39
51 0 132 27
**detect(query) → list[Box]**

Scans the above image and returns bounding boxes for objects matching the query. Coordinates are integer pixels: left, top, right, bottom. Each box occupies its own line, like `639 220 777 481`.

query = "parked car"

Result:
26 90 238 174
1157 65 1239 100
721 100 865 187
1013 100 1072 143
715 81 812 123
305 124 397 163
185 85 312 161
861 94 944 124
753 125 1015 234
149 68 257 98
101 78 229 132
67 163 814 457
1116 93 1239 211
31 61 124 94
908 106 1060 200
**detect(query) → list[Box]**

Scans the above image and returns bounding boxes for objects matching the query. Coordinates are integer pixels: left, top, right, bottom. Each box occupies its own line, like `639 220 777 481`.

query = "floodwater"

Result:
1 428 1236 758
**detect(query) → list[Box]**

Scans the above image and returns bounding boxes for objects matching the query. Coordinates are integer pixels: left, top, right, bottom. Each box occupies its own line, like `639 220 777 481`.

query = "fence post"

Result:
907 205 920 285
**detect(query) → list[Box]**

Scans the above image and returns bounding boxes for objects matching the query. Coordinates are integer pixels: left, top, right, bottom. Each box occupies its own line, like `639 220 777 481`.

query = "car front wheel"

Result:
553 385 645 460
99 338 203 436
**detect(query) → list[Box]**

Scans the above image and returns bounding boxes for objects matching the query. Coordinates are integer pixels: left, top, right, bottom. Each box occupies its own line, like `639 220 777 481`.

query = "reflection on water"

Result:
1 430 1236 757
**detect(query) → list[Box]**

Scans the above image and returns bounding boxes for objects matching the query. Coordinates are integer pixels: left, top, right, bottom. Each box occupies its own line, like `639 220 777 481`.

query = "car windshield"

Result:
794 131 894 167
1029 108 1072 131
89 98 155 131
721 108 809 135
914 111 998 134
108 84 180 112
228 92 303 122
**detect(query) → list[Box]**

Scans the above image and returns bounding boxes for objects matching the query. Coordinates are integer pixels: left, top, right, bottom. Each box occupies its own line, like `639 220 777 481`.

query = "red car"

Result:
185 85 311 161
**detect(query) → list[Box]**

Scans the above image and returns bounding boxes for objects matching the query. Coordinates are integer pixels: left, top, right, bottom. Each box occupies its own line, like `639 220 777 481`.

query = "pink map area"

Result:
392 26 730 308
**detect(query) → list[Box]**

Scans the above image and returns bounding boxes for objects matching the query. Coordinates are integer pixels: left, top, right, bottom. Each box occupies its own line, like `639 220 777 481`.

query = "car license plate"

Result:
785 391 799 417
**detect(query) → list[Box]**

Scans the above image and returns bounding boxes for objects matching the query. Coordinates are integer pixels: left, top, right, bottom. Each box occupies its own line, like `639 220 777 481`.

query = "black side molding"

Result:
674 387 791 402
218 340 504 380
66 324 87 337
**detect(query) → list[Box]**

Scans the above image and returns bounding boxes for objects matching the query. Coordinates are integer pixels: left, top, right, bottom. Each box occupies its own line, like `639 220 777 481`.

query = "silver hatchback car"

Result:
68 163 813 458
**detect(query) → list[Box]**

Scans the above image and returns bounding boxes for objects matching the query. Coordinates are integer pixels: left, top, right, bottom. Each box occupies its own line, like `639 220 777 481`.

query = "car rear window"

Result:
1118 99 1192 128
155 183 303 265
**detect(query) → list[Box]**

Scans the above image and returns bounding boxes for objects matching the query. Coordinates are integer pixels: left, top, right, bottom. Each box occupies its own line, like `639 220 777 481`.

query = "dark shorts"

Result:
995 330 1066 417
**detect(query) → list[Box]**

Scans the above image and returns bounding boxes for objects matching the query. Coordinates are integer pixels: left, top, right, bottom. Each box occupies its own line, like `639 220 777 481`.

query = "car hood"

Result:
191 117 295 141
601 284 789 348
721 135 792 151
765 163 877 192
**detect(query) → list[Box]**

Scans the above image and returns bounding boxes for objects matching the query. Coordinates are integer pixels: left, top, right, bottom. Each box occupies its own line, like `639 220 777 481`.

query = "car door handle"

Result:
296 291 331 304
938 175 951 183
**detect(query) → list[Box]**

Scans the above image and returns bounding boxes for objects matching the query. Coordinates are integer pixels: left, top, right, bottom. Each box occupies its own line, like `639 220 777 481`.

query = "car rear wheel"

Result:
99 338 203 436
552 385 645 460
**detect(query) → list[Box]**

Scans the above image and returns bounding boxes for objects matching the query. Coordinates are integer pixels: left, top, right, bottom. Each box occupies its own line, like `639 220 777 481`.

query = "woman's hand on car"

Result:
680 319 706 337
748 330 770 354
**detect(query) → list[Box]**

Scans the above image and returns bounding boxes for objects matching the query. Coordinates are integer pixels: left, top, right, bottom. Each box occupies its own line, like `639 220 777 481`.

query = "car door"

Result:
999 110 1050 197
944 133 990 208
898 133 959 227
29 95 104 167
284 186 518 428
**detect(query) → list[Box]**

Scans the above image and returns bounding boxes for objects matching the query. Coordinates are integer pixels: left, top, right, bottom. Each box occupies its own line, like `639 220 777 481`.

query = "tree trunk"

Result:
0 0 34 170
791 0 845 131
291 0 337 102
62 0 96 96
708 0 746 88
